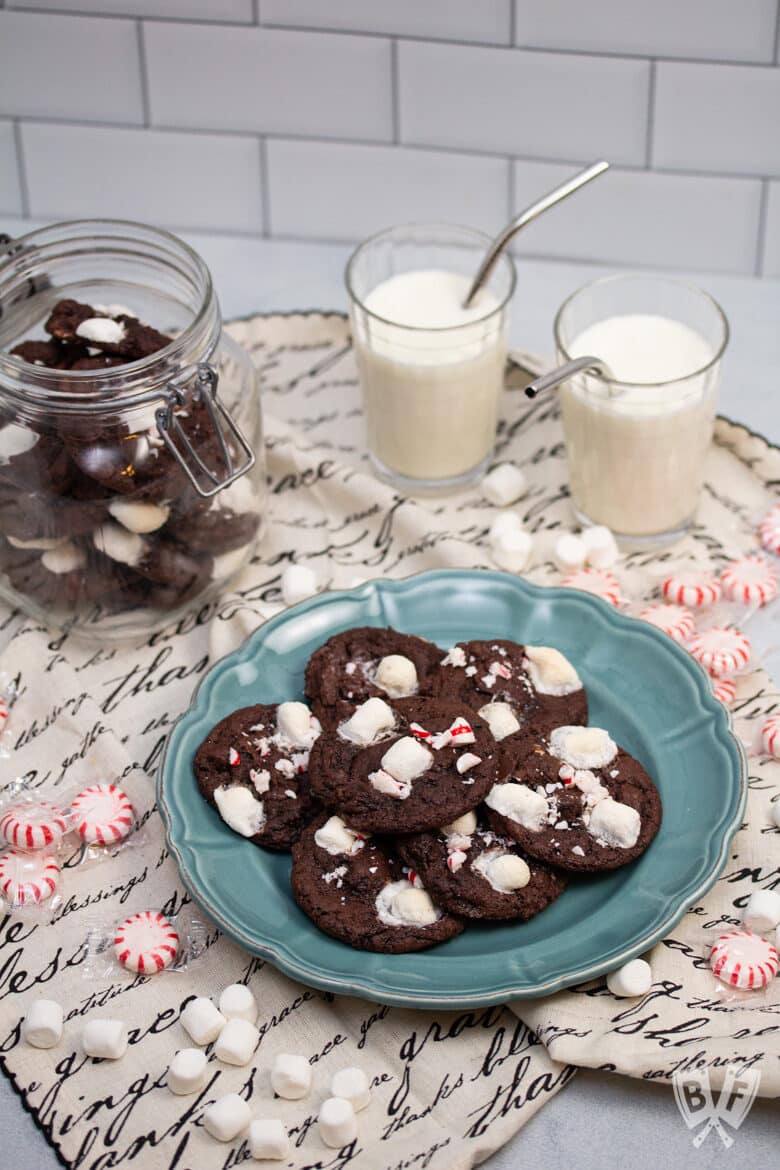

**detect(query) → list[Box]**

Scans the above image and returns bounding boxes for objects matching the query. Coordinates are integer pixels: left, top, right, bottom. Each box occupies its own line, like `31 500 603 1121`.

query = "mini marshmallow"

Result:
276 700 320 748
249 1119 290 1161
489 512 524 542
76 317 126 345
606 958 652 998
549 726 617 770
215 1017 260 1066
271 1053 312 1100
218 983 258 1023
380 736 432 783
318 1097 358 1149
280 564 319 606
483 463 528 506
180 997 226 1046
375 880 440 927
374 654 418 698
93 522 144 567
479 702 521 741
490 528 533 573
314 815 365 856
331 1067 371 1112
339 697 395 745
553 533 586 574
108 498 170 534
742 889 780 935
588 797 641 849
214 785 265 837
167 1047 208 1095
203 1093 251 1143
524 647 582 696
582 525 620 569
474 852 530 893
22 999 63 1049
485 782 548 831
82 1018 128 1061
41 542 86 575
442 810 478 836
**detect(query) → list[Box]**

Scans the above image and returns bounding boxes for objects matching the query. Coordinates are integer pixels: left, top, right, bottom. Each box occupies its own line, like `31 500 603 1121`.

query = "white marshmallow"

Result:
375 880 441 927
442 810 478 836
167 1047 208 1095
742 889 780 935
215 1017 260 1066
271 1052 312 1100
314 815 365 856
380 736 432 783
214 785 266 837
339 697 395 745
483 463 528 506
374 654 418 698
180 997 226 1046
474 851 530 892
108 498 170 534
93 522 144 567
203 1093 251 1142
552 533 587 573
479 702 521 741
606 958 652 998
524 647 582 696
41 541 86 575
249 1119 290 1161
489 511 524 542
82 1018 128 1061
76 317 126 346
276 700 320 748
549 726 617 770
485 782 548 831
330 1067 371 1112
588 797 641 849
318 1097 358 1149
490 528 533 573
22 999 63 1049
280 564 319 606
218 983 258 1023
582 525 620 569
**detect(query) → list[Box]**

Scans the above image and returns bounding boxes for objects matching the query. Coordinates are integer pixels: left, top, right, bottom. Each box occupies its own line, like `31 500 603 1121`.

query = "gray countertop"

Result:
0 221 778 1167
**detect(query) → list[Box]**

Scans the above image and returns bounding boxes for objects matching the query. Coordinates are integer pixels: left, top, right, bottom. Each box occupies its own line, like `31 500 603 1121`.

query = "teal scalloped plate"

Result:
157 569 747 1009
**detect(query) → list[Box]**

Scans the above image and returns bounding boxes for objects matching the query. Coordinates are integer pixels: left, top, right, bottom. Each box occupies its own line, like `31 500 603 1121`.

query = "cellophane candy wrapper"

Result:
80 903 210 980
0 669 19 759
702 927 780 1004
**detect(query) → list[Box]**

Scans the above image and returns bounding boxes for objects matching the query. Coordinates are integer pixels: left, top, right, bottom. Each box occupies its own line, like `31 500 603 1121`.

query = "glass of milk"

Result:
554 274 729 544
346 223 516 492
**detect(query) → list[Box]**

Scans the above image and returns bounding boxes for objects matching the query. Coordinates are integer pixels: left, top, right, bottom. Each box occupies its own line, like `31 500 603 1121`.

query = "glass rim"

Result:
553 273 730 389
344 221 517 332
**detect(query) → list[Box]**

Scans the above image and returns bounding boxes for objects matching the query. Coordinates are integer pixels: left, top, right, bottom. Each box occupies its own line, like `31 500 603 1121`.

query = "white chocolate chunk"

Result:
524 646 582 696
76 317 126 345
214 785 265 837
479 702 521 741
93 522 144 567
375 880 441 927
180 997 226 1046
369 770 410 799
82 1018 128 1060
489 511 524 542
485 782 547 831
249 1119 290 1161
552 533 586 573
167 1047 208 1095
473 851 530 892
271 1052 312 1100
314 815 365 856
41 541 86 575
380 736 432 783
215 1017 260 1066
587 797 640 848
203 1093 251 1142
319 1096 357 1149
483 463 528 506
280 564 319 606
218 983 258 1023
606 958 652 998
742 889 780 935
331 1066 371 1112
442 810 478 836
339 697 395 745
582 525 619 569
491 527 533 572
549 726 617 770
108 498 170 534
22 999 63 1049
276 700 320 748
374 654 418 698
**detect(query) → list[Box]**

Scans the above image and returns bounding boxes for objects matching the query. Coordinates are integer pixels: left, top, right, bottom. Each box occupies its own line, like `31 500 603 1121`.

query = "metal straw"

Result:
524 355 614 399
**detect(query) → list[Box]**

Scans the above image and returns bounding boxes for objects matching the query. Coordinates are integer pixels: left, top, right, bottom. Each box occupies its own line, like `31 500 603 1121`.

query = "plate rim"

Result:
157 568 748 1009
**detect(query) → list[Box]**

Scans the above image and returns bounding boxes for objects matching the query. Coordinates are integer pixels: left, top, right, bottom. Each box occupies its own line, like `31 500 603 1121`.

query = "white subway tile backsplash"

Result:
21 123 263 232
654 61 780 176
144 22 392 140
511 160 762 273
0 122 22 215
398 41 649 165
266 139 508 241
0 10 144 123
761 182 780 276
515 0 778 64
8 1 254 19
260 0 512 44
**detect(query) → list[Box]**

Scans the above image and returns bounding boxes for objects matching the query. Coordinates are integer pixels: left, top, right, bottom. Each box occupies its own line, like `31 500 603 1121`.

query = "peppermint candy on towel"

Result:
761 714 780 758
0 850 60 905
114 910 179 974
661 571 721 608
638 603 695 642
759 503 780 556
720 555 778 607
71 783 134 845
710 930 778 990
561 568 620 607
712 677 737 705
0 800 69 851
687 627 751 677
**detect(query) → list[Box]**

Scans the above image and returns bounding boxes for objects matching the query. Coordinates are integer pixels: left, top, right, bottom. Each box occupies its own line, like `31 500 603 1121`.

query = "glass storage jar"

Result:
0 220 266 640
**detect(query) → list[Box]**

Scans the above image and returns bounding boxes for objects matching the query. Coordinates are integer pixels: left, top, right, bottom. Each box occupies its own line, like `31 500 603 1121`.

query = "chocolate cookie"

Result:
395 810 567 921
44 299 172 360
306 695 499 834
291 813 463 952
484 725 661 872
10 339 89 369
429 640 588 743
194 701 322 852
164 472 260 555
304 626 443 727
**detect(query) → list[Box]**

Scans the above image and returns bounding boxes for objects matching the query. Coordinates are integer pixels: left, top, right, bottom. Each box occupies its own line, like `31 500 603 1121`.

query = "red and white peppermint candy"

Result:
71 783 134 845
561 568 621 607
687 627 751 677
0 800 69 851
228 747 240 766
759 503 780 556
661 571 721 608
409 723 431 741
710 930 778 990
0 850 59 905
712 677 737 705
114 910 179 974
720 555 778 607
447 850 467 874
638 603 695 643
761 713 780 758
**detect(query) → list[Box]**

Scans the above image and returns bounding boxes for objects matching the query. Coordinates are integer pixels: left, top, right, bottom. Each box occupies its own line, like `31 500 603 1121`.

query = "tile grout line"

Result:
258 136 271 238
254 0 261 26
12 120 30 219
645 60 657 169
754 178 770 275
390 38 401 145
775 0 780 64
136 20 152 129
509 0 517 46
507 154 516 217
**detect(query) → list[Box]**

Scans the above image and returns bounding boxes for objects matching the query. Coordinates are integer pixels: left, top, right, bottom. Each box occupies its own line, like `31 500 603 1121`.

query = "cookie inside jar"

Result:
0 221 266 640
